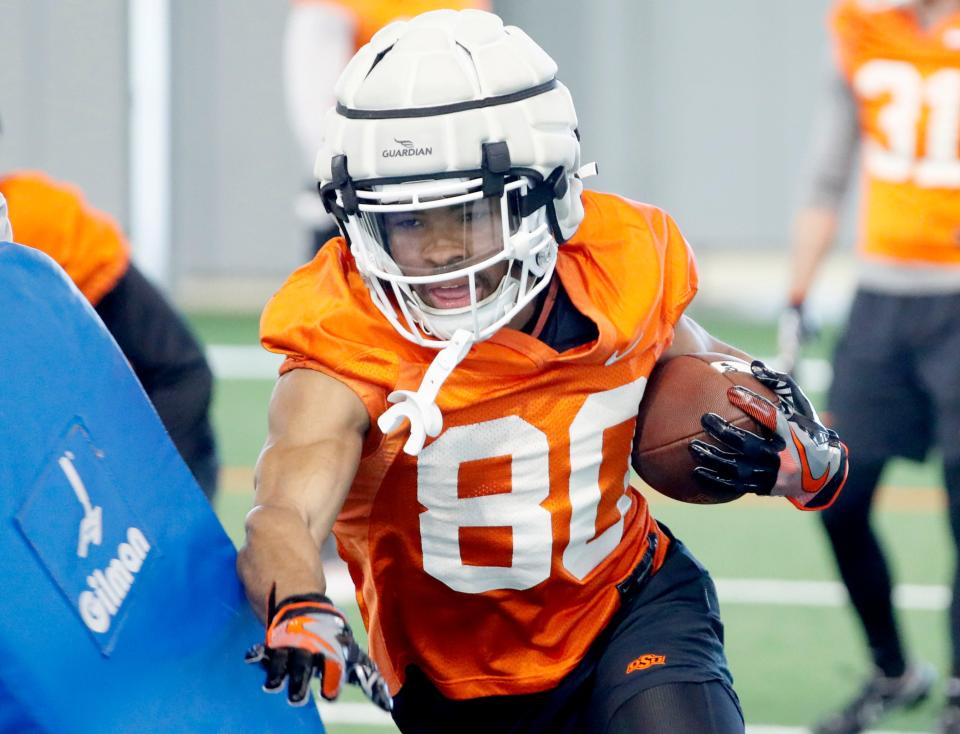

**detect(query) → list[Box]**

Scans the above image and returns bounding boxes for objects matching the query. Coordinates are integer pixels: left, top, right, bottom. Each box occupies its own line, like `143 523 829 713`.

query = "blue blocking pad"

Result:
16 420 158 656
0 243 325 733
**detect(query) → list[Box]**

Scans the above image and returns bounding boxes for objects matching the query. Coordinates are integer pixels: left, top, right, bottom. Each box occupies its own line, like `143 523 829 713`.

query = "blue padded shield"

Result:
0 243 325 733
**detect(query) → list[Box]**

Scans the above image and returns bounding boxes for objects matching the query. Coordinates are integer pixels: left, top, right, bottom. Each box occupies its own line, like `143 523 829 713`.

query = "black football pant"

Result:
605 680 743 733
95 265 219 499
391 533 743 733
394 666 742 734
820 457 960 677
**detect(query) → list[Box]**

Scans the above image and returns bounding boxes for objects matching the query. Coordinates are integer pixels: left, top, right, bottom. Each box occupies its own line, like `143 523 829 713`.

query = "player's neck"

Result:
508 297 538 332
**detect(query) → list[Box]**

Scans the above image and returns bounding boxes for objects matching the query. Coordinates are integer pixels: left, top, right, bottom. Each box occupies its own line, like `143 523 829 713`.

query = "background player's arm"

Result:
237 368 369 623
0 192 11 241
283 1 356 167
787 208 842 306
786 69 859 305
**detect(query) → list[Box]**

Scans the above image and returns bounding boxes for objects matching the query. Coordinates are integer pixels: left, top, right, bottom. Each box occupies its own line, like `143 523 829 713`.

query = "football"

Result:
632 352 779 504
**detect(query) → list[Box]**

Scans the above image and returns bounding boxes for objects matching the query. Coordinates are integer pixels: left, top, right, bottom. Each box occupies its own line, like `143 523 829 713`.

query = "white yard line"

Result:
316 702 394 726
715 578 949 611
206 345 283 380
207 346 834 392
314 703 924 733
324 561 948 612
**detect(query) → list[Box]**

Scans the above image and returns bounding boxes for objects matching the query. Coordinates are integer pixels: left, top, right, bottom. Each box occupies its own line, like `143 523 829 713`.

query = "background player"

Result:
0 170 219 499
780 1 960 731
241 10 848 733
0 190 9 242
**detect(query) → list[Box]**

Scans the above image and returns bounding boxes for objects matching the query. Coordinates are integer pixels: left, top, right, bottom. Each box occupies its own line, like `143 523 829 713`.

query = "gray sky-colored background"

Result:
0 0 852 309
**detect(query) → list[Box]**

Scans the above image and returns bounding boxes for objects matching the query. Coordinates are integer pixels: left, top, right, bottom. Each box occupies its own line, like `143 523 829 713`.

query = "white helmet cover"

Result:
316 9 585 349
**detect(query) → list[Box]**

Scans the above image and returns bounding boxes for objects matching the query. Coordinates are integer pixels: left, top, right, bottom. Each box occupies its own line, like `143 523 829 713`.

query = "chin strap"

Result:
377 329 474 456
575 162 599 180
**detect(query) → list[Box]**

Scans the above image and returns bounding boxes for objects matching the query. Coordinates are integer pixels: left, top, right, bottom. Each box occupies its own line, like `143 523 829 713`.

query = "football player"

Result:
0 171 219 499
283 0 490 256
781 0 960 732
241 10 848 733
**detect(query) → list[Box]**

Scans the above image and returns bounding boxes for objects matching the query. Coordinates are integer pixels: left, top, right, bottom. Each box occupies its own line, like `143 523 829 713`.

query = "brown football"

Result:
632 352 779 504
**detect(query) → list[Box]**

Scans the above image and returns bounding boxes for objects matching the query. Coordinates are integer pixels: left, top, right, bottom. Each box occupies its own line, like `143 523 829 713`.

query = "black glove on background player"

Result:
777 300 816 375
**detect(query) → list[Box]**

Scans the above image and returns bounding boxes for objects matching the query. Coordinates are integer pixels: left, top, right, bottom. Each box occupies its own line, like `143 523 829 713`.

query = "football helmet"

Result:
317 9 586 347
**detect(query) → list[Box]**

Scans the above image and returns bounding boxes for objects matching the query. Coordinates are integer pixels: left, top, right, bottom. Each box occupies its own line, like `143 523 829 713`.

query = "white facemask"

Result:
345 175 557 347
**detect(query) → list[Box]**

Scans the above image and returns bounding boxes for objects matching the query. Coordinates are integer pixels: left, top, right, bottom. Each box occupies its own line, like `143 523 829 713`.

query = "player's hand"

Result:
777 301 813 375
738 361 847 509
245 588 393 711
689 407 785 499
690 361 848 510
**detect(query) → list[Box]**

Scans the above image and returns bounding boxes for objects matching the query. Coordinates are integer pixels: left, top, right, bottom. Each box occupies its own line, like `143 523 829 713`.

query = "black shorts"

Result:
391 528 740 734
828 288 960 463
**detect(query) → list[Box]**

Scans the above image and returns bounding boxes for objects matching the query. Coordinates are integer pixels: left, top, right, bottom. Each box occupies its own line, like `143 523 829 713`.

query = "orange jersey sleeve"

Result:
293 0 491 49
259 241 409 454
259 190 695 699
830 0 960 265
0 172 130 305
556 192 699 360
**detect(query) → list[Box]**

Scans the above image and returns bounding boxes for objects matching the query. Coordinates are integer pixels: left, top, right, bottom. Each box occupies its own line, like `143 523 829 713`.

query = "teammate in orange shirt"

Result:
283 0 489 256
0 171 219 499
241 10 848 732
781 1 960 731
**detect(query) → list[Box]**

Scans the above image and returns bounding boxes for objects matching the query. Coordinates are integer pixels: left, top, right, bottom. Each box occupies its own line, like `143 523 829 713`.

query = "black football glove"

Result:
245 586 392 711
690 361 848 510
689 408 785 500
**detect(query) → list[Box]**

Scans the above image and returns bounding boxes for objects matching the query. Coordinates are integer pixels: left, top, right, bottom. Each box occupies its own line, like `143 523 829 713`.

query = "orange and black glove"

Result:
691 361 848 510
744 361 847 510
245 588 392 711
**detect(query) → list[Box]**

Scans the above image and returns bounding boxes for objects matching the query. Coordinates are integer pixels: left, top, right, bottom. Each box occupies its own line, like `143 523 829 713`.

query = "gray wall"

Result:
0 0 128 225
171 1 303 280
499 0 834 249
0 0 841 290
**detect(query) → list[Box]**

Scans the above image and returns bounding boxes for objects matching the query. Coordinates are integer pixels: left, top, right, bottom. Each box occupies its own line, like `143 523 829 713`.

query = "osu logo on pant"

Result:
626 653 667 674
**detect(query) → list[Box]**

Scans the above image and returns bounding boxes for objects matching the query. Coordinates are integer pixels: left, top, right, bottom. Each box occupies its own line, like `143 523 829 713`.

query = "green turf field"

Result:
194 310 952 733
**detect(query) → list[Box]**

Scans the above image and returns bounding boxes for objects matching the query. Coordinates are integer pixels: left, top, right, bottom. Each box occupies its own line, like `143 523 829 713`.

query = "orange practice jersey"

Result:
295 0 491 50
0 172 129 305
261 191 698 699
832 0 960 265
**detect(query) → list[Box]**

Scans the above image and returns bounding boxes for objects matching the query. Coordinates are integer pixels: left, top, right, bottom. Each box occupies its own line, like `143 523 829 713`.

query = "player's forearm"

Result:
239 436 361 622
664 315 752 363
787 207 840 304
238 503 328 622
707 338 752 364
